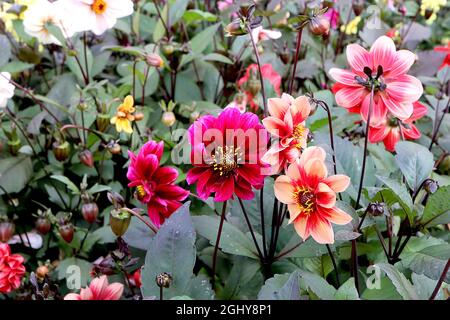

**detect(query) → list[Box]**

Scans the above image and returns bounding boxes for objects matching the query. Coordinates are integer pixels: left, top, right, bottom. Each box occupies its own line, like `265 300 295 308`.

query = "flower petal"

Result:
329 68 359 86
293 214 310 241
318 206 353 225
323 175 350 193
370 35 396 71
308 215 334 244
346 43 371 73
335 86 367 109
316 182 336 208
274 175 295 204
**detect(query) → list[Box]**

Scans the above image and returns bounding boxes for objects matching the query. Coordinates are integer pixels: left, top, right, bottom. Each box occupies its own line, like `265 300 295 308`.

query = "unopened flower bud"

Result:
398 5 407 16
190 111 200 123
58 223 74 243
108 142 122 155
155 272 172 288
423 179 439 194
134 111 144 121
53 141 70 162
145 53 164 68
162 44 175 56
7 139 21 156
162 111 176 127
79 149 94 167
82 202 99 224
96 113 110 132
36 265 49 280
109 209 131 237
36 217 51 235
224 19 246 37
0 221 15 242
439 155 450 172
368 202 385 217
352 3 364 16
309 16 330 36
247 79 261 96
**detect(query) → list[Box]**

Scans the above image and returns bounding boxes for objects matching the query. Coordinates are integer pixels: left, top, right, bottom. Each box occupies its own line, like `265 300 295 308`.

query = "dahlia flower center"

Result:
387 116 399 127
91 0 107 14
293 186 315 214
210 145 243 176
355 65 387 92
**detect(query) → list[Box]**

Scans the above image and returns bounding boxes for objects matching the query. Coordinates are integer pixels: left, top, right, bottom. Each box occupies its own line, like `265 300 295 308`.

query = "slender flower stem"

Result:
288 28 303 95
318 100 338 176
326 244 341 287
429 258 450 300
153 0 170 37
259 187 267 258
83 32 90 84
238 198 264 261
141 65 150 107
355 85 375 209
429 98 450 151
374 224 390 260
246 24 268 117
212 201 227 286
357 207 370 232
132 59 138 101
351 239 360 294
160 286 164 300
80 108 87 146
268 197 279 259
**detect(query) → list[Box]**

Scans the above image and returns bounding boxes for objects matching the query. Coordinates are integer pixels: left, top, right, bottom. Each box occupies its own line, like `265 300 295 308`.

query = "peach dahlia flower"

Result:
262 94 311 174
274 147 352 244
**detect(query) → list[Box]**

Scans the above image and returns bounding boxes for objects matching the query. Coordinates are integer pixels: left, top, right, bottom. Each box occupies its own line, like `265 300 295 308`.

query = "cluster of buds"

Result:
160 100 177 127
29 269 61 300
107 192 132 237
56 212 74 243
0 215 15 242
224 3 263 37
33 208 53 235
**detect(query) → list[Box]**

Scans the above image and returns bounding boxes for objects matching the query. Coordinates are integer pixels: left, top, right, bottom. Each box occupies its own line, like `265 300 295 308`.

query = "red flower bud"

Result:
79 149 94 167
145 53 164 68
36 217 51 235
53 141 70 162
59 223 74 243
0 221 15 242
82 202 99 224
309 16 330 36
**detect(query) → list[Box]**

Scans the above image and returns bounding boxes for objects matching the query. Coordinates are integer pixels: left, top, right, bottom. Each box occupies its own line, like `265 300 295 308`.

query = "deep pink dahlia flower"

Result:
127 140 189 228
187 107 269 202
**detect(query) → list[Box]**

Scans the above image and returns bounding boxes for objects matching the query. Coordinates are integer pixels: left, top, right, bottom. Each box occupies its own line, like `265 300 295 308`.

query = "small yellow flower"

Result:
340 16 361 35
110 95 135 134
421 0 446 24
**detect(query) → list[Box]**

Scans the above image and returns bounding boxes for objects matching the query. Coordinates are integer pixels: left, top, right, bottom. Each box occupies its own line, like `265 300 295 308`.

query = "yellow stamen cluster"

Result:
135 185 146 201
210 146 243 176
91 0 108 14
293 186 315 214
292 124 306 150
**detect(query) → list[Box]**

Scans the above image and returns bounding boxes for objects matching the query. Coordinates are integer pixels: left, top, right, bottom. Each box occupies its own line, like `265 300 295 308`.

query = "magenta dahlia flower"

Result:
127 140 189 228
329 36 423 127
187 107 269 201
